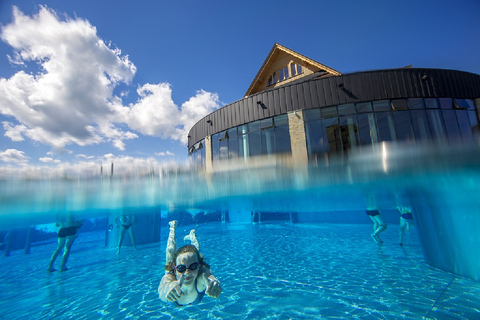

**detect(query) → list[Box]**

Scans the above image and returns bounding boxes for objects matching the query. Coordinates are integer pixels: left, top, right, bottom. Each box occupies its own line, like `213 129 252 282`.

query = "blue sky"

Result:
0 0 479 177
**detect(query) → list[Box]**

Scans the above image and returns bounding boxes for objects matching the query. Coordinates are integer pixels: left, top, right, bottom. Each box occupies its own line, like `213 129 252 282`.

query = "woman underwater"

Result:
158 221 222 306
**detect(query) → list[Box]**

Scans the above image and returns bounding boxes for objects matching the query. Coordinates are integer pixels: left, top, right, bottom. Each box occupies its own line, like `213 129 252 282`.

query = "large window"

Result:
303 98 478 159
339 115 359 152
376 111 396 142
209 115 291 164
357 113 378 145
189 140 205 169
192 98 478 167
227 128 238 159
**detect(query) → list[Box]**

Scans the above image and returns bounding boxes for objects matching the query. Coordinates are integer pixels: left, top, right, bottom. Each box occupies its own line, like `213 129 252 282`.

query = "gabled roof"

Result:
244 43 341 97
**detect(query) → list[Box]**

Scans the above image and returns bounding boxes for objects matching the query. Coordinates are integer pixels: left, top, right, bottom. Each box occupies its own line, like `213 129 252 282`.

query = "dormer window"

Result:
279 66 289 81
268 63 305 86
291 63 303 76
268 72 278 86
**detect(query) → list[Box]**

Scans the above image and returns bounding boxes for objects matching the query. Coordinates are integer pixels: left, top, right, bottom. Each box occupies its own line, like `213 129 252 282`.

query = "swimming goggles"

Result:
175 262 199 273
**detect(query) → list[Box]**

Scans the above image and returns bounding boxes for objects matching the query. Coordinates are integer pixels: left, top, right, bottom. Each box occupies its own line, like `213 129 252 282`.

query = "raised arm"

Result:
158 272 183 302
200 268 222 298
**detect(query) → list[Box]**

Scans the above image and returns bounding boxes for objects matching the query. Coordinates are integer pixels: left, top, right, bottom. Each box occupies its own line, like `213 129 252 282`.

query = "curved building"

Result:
188 44 480 171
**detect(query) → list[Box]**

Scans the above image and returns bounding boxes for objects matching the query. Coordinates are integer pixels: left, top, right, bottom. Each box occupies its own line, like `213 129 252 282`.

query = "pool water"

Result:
1 222 479 319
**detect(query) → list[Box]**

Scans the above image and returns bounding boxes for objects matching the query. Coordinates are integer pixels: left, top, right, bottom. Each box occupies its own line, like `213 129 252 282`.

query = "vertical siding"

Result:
290 84 299 110
315 79 326 107
309 81 319 109
341 75 353 104
302 82 312 110
251 96 259 121
265 91 274 118
296 83 305 109
285 86 293 111
323 78 334 106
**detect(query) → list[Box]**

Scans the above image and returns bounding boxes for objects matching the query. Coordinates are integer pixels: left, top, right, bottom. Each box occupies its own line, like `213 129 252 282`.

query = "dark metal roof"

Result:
188 68 480 150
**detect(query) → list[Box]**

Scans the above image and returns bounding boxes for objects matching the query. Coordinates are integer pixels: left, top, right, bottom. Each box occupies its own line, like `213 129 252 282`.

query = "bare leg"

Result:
128 227 137 250
370 216 379 232
117 226 126 254
48 238 66 272
370 216 387 244
399 217 407 245
60 235 76 271
184 229 200 251
166 221 177 264
372 215 387 242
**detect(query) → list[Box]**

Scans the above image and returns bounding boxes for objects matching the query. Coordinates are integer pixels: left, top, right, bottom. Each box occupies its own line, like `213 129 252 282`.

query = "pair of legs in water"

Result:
399 210 413 245
367 210 387 244
166 221 199 263
47 233 76 272
117 224 137 254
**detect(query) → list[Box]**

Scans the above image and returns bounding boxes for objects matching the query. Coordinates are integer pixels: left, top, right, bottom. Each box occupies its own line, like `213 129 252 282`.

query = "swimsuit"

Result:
366 209 380 217
174 277 206 307
401 211 413 220
58 226 78 238
121 224 132 230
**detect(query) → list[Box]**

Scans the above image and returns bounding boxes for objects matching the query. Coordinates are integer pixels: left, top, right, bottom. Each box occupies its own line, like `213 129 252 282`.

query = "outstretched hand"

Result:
202 273 222 298
166 274 184 302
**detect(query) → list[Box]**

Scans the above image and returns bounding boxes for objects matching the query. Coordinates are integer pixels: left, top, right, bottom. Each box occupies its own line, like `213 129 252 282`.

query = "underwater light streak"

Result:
382 142 388 173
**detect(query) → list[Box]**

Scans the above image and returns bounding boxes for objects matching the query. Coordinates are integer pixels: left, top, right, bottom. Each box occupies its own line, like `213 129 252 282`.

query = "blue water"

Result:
1 144 480 319
1 223 479 319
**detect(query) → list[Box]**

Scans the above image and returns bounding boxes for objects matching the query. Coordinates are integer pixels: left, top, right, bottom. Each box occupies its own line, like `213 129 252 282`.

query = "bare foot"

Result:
184 229 196 241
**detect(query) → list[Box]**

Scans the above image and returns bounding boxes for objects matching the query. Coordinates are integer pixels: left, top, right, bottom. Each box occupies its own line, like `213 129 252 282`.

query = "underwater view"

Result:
1 144 480 319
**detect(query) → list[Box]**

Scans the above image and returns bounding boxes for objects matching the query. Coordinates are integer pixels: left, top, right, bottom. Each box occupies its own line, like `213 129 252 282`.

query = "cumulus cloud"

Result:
0 6 220 153
155 151 174 157
75 154 95 160
39 157 60 163
3 121 26 141
0 148 29 163
124 85 219 145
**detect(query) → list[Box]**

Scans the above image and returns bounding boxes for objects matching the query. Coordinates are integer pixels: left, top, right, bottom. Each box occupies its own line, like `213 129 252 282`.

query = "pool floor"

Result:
1 222 479 319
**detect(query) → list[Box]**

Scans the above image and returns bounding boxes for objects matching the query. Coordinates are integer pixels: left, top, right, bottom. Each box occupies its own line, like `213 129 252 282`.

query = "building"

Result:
188 43 480 171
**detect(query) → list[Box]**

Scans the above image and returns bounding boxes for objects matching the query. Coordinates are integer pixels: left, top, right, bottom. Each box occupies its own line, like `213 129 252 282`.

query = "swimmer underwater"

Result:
158 221 222 306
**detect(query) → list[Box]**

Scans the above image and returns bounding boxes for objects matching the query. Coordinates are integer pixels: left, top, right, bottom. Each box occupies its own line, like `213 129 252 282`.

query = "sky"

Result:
0 0 479 177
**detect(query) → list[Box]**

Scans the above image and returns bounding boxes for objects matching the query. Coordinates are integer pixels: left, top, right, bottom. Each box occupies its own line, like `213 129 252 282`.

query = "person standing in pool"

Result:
366 194 387 244
158 221 222 306
47 213 83 272
397 205 414 246
115 214 137 254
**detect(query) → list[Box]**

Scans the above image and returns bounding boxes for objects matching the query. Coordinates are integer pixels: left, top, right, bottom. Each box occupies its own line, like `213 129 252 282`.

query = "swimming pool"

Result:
1 144 480 319
1 222 479 319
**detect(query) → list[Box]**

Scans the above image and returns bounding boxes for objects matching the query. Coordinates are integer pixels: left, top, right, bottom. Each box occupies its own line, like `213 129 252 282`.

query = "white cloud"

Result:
0 148 29 163
3 121 26 141
155 151 174 157
75 154 95 160
176 90 220 144
39 157 60 163
0 6 220 154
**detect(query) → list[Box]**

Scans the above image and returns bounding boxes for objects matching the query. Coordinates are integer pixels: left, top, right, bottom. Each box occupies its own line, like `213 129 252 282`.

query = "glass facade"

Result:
189 97 479 169
210 114 291 165
189 139 205 169
304 98 478 160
